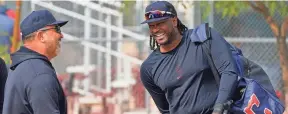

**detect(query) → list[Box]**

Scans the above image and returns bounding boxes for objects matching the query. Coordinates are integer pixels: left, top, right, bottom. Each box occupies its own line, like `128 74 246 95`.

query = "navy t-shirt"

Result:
140 28 238 114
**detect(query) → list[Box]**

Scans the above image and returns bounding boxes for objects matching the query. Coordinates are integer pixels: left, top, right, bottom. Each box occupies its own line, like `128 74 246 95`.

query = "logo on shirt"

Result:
176 65 183 79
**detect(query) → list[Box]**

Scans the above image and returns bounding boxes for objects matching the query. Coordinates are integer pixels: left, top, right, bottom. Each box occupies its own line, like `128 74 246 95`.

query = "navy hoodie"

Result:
2 46 67 114
0 57 7 114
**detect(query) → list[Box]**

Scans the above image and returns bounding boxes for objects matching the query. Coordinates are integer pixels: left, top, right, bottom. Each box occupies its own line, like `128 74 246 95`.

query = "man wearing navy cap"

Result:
140 1 238 114
3 10 68 114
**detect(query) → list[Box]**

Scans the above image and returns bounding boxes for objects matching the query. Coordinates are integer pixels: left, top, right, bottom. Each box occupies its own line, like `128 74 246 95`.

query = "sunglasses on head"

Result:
145 10 175 20
39 25 61 34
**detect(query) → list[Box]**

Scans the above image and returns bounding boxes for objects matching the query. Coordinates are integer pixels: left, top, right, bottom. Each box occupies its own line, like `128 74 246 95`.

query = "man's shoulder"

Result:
140 51 163 76
142 50 160 67
184 23 211 43
10 59 56 83
21 58 54 73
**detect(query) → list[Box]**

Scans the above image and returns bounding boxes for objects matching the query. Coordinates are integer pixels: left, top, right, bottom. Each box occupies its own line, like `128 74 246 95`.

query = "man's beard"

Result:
156 32 175 46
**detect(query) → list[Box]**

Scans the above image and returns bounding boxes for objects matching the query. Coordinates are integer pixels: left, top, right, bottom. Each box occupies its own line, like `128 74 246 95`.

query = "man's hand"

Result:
213 103 224 114
213 101 233 114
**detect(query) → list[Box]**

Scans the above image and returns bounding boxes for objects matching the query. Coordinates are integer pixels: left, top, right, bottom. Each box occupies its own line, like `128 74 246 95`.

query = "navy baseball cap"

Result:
20 10 68 39
141 1 177 24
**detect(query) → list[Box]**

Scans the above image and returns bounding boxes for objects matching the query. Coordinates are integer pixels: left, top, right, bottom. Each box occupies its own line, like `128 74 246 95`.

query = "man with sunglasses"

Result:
140 1 238 114
3 10 68 114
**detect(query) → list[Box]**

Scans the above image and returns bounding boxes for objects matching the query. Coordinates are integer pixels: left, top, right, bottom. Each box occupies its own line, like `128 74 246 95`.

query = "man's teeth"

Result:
155 33 164 37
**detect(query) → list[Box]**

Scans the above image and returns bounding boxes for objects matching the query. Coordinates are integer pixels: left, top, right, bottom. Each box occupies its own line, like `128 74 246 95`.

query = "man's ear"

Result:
172 17 178 27
36 32 45 43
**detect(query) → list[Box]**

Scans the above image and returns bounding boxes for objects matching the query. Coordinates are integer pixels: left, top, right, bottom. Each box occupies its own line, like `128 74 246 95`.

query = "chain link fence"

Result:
212 9 284 91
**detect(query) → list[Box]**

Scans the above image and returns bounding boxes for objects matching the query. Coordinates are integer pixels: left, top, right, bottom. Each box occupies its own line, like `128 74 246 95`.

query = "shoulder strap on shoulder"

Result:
189 23 211 43
205 23 211 39
201 23 220 87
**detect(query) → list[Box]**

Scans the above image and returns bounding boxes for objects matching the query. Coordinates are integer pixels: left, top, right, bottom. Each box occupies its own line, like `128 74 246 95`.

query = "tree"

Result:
11 0 22 53
199 1 288 105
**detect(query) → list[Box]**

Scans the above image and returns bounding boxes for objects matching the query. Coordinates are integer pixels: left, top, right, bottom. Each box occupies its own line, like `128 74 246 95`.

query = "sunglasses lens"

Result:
56 26 61 33
145 11 173 20
146 11 162 20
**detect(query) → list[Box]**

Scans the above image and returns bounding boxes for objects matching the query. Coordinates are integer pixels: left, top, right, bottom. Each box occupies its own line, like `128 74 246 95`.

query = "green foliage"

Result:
200 1 211 21
120 1 136 26
267 1 277 16
200 1 287 19
120 1 136 12
265 1 288 18
0 45 10 64
279 2 288 17
201 1 249 20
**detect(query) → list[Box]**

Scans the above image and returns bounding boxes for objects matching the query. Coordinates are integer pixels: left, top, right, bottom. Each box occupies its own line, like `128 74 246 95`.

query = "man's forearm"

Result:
215 72 237 104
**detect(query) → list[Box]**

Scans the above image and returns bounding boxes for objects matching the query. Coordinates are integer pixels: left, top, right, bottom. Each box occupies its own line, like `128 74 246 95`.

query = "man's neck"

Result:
160 33 182 53
23 44 51 60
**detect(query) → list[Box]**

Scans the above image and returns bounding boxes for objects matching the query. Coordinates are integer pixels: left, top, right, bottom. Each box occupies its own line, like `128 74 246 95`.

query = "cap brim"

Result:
141 17 169 24
48 20 68 27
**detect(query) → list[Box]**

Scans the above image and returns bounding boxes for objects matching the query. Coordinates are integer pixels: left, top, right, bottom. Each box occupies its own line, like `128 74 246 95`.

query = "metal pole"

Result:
31 1 35 15
83 6 91 94
189 1 202 28
103 12 112 114
117 13 123 85
106 14 112 93
97 2 103 89
209 1 214 28
186 1 194 28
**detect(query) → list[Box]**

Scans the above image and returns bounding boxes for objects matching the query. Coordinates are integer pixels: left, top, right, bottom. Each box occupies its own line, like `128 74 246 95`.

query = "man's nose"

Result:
151 25 160 33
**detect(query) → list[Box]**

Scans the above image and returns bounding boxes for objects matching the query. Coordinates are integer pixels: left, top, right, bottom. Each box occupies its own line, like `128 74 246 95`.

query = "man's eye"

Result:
158 21 165 26
149 25 155 28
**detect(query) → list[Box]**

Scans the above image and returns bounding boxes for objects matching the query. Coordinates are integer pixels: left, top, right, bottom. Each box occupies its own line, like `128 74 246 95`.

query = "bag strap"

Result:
203 24 234 112
202 23 220 87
